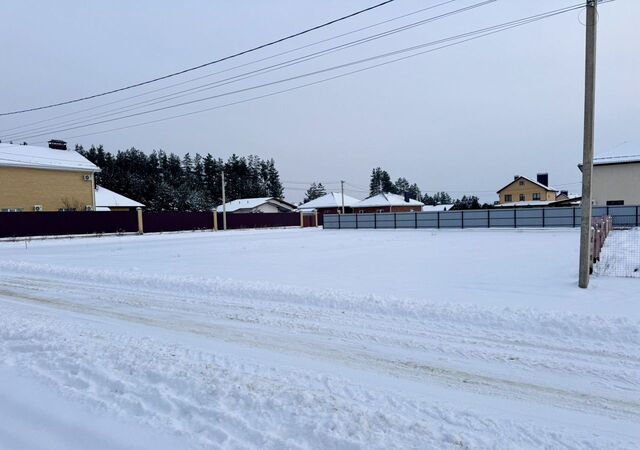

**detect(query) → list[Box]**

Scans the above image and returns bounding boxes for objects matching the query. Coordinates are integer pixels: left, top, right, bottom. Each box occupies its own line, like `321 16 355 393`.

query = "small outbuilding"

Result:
353 192 424 213
216 197 296 213
94 185 145 212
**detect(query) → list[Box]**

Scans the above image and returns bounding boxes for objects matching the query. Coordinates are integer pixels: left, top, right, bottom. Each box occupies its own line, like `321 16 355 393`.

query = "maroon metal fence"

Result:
0 211 137 238
223 212 301 229
0 211 311 238
144 212 213 233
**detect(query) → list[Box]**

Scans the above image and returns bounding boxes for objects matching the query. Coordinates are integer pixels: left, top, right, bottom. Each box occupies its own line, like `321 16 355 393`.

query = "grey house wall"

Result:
323 205 640 230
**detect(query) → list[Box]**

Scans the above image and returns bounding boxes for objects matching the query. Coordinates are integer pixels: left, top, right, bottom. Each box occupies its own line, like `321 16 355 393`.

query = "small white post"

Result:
213 209 218 231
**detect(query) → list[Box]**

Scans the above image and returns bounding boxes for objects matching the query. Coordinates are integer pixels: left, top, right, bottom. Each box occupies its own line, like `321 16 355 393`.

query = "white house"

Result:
94 185 145 212
297 192 361 214
353 192 424 213
583 146 640 206
216 197 296 213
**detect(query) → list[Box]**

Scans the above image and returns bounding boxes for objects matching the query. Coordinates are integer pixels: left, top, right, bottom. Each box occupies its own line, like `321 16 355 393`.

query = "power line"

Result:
0 1 396 116
18 3 586 143
6 0 493 140
26 2 589 144
0 0 460 135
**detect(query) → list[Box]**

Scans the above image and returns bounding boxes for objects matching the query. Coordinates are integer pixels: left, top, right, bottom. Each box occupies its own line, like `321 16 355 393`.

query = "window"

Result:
359 210 364 213
606 200 624 206
518 180 524 186
519 194 525 201
504 194 512 202
532 193 541 201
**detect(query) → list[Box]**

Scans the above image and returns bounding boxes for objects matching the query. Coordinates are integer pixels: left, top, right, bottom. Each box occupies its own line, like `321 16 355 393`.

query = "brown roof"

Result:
496 176 558 194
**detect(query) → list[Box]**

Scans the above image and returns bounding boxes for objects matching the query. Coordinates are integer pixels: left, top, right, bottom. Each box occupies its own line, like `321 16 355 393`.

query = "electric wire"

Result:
18 3 586 143
5 0 494 140
0 0 460 135
0 1 397 116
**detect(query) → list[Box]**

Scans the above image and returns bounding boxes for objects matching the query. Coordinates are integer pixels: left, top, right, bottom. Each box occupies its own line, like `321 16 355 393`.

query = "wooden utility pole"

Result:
578 0 598 288
221 171 227 231
340 180 345 214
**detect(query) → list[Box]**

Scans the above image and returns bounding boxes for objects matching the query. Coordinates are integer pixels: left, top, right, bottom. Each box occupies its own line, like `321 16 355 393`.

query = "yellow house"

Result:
0 140 100 212
497 173 558 205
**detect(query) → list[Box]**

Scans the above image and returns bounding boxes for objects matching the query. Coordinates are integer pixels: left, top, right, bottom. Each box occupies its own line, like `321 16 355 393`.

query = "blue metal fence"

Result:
323 205 640 230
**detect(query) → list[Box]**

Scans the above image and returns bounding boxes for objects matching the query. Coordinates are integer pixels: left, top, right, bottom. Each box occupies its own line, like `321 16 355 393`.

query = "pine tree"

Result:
369 168 395 196
75 144 285 211
303 182 327 203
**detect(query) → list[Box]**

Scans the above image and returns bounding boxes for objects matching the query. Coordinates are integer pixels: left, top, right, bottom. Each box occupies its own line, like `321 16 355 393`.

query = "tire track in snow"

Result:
0 273 638 423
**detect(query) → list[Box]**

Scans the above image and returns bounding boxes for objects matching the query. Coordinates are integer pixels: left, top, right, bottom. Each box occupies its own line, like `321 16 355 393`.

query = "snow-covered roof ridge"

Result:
497 175 557 193
216 197 295 212
594 154 640 165
422 204 454 212
593 142 640 165
355 192 424 208
298 192 361 210
95 185 144 208
0 143 100 172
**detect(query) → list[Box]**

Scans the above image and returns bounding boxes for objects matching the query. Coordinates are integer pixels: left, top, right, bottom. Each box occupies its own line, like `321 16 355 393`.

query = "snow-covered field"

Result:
0 228 638 449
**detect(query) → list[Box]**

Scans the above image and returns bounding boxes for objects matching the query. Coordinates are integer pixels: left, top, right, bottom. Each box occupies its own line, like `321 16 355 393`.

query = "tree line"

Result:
369 167 486 210
303 167 489 210
77 145 283 212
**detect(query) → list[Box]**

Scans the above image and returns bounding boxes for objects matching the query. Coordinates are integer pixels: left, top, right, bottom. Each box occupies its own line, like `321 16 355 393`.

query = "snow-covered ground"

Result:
0 228 638 449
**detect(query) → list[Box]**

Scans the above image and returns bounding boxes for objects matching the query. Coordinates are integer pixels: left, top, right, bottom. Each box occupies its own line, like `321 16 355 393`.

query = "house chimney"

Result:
514 175 519 181
404 192 411 203
560 190 568 196
48 139 67 150
536 172 549 187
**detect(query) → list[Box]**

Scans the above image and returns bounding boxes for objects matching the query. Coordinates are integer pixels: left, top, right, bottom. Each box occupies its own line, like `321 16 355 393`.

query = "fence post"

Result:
300 211 304 228
213 210 218 231
487 209 491 228
461 210 464 229
542 208 545 228
338 213 341 230
637 206 639 227
136 207 144 235
415 212 418 229
314 210 318 227
573 207 576 228
374 213 377 229
513 209 517 228
394 213 397 229
437 211 440 229
355 213 359 228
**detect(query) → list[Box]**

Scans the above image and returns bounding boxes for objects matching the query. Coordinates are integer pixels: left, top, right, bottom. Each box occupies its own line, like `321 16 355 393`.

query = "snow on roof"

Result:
422 204 454 212
297 192 361 210
215 197 295 212
497 175 557 193
354 192 424 208
95 185 144 208
0 143 100 172
593 143 640 166
495 200 554 208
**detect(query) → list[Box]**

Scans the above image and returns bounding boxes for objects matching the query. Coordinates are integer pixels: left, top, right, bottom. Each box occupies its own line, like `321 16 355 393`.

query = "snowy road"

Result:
0 229 639 448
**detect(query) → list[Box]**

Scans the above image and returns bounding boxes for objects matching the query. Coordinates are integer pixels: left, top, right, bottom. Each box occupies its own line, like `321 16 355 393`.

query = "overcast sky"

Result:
1 0 638 203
